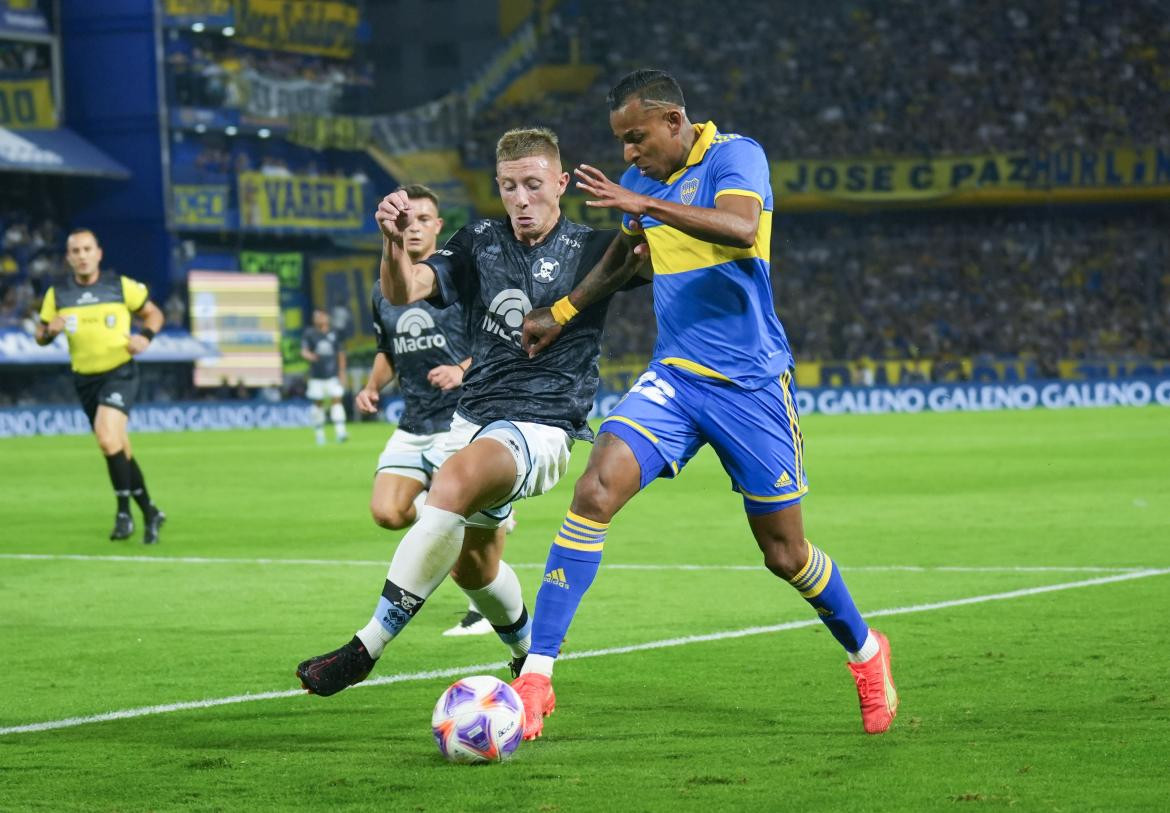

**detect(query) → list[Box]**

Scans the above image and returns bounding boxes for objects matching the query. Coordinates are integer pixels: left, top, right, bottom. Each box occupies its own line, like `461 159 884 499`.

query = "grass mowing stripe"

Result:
0 552 1148 574
3 567 1166 739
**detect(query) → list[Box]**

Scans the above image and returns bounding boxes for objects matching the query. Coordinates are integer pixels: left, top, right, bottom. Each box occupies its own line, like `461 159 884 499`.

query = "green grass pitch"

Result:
1 407 1168 811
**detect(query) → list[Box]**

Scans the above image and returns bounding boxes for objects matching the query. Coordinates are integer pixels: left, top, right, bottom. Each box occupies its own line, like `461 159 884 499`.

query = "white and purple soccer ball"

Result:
431 675 524 764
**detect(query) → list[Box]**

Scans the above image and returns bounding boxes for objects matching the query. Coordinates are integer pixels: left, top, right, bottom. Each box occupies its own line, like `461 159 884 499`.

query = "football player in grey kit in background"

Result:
301 309 348 445
358 184 498 637
296 127 649 695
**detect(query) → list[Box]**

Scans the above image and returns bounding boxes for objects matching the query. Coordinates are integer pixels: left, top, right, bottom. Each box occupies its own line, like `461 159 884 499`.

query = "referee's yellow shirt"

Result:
39 272 149 374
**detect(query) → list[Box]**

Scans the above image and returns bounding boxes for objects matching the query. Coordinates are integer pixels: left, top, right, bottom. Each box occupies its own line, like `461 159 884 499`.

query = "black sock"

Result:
104 451 132 513
127 456 155 515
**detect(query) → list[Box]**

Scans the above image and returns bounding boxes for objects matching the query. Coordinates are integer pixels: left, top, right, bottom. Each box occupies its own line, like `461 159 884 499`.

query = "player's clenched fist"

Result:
355 386 380 414
375 191 415 241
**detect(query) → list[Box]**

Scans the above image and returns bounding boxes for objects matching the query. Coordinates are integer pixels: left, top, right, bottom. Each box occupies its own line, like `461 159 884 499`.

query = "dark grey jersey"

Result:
371 281 471 435
423 217 617 440
302 328 342 379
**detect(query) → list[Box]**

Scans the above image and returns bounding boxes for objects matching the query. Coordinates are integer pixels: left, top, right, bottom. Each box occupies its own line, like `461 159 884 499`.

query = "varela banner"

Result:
774 146 1170 211
238 172 365 231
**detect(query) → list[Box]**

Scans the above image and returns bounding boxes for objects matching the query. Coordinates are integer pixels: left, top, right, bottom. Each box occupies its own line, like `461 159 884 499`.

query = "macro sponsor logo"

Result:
481 289 531 346
392 308 447 354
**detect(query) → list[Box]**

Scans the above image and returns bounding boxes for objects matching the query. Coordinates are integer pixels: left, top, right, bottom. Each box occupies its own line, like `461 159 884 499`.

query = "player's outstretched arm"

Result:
522 228 649 358
376 191 438 305
575 163 760 249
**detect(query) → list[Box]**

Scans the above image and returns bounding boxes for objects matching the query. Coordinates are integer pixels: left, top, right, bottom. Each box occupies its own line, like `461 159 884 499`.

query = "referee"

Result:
35 228 167 544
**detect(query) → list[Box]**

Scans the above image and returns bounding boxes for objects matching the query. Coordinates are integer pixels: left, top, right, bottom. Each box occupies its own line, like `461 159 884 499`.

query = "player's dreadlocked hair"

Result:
496 127 561 166
396 183 440 209
606 69 686 111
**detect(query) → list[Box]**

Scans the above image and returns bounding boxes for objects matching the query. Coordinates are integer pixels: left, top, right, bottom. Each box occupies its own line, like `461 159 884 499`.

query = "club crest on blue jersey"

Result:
680 177 700 205
531 256 561 283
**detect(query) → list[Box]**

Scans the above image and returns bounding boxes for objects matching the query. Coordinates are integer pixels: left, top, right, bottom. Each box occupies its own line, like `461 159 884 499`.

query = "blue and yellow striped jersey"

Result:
620 121 792 389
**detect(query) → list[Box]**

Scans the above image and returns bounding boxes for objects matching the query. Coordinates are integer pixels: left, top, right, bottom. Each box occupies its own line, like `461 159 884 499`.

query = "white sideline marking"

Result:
0 553 1149 575
2 568 1167 738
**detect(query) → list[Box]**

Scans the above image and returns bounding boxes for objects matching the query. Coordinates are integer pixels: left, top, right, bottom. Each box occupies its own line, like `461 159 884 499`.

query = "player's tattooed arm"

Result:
522 229 650 358
376 190 438 304
575 163 760 249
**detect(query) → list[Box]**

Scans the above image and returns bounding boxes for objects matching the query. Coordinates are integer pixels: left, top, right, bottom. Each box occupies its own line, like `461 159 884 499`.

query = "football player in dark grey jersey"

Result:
300 309 348 445
356 184 497 638
297 127 648 697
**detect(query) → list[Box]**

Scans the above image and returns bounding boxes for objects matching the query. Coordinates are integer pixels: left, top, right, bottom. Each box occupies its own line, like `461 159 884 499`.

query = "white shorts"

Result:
307 377 344 400
375 427 445 486
423 412 574 528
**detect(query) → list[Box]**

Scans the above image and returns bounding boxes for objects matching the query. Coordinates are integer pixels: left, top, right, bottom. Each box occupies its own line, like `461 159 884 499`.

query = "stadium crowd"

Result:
465 0 1170 164
598 209 1170 369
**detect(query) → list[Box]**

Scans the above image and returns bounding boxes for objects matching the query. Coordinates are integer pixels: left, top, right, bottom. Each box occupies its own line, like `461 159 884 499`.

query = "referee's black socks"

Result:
104 451 133 514
127 456 156 516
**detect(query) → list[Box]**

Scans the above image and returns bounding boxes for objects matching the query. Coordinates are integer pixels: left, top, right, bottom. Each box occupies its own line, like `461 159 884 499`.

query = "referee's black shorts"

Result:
73 360 139 426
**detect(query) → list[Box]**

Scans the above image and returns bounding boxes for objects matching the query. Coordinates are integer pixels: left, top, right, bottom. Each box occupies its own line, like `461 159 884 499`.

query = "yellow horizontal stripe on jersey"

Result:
714 188 765 208
658 357 732 383
555 535 605 553
645 210 772 276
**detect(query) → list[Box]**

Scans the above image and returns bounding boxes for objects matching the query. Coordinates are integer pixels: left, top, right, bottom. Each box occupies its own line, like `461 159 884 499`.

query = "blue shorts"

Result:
600 362 807 515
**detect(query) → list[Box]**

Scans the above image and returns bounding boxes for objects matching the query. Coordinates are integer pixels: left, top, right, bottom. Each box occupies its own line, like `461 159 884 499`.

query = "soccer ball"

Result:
431 675 524 763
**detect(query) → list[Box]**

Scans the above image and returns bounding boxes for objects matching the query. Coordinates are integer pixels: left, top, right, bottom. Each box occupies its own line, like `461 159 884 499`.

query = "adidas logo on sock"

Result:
774 471 792 488
543 567 570 590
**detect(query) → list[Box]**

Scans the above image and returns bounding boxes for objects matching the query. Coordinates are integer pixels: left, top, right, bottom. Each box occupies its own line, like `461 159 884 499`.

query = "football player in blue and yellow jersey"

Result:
513 70 898 738
35 228 167 544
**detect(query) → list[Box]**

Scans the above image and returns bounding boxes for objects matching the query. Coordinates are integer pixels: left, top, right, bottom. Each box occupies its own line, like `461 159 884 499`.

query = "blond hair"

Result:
495 127 561 165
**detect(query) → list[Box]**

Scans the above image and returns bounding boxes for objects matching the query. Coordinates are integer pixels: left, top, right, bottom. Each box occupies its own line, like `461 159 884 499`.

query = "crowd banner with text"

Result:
287 114 373 151
172 184 229 229
234 0 359 59
0 0 49 36
6 377 1167 438
240 251 308 373
234 69 342 121
773 147 1170 211
238 171 365 232
309 254 380 355
160 0 233 26
798 357 1170 388
0 400 313 438
791 378 1170 416
0 77 56 129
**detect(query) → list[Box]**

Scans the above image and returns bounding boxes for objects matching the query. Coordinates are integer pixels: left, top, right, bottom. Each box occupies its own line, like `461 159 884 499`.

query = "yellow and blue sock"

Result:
788 542 870 654
529 511 608 658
